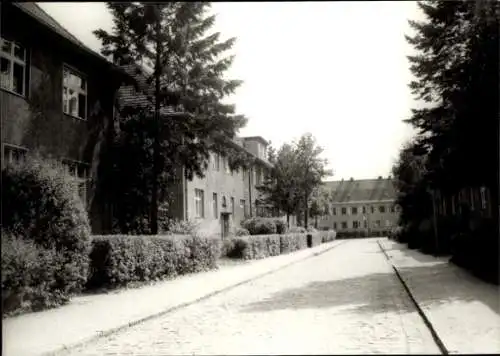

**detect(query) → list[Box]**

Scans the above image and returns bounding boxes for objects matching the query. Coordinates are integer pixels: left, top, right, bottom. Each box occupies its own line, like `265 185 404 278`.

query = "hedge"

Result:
223 230 337 260
87 234 221 289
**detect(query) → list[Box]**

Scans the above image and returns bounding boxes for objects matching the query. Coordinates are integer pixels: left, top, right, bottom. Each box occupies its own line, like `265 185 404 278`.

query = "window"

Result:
240 199 247 217
374 220 381 228
2 144 27 167
385 220 391 227
371 206 375 214
231 197 235 215
222 196 227 208
480 187 487 209
242 168 247 181
390 205 396 213
212 193 218 219
1 38 27 96
364 220 368 228
62 160 89 207
362 206 366 214
333 222 337 229
341 221 348 229
223 157 230 174
379 206 386 213
215 154 220 171
332 207 336 216
341 207 347 215
353 221 359 229
351 207 358 215
63 66 87 119
195 189 204 218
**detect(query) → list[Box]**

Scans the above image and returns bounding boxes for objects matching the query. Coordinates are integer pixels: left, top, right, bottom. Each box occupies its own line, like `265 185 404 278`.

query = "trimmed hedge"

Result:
223 230 337 260
87 235 221 289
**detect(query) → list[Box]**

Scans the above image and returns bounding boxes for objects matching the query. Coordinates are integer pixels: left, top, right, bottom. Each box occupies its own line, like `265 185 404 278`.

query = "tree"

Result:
293 133 332 228
309 187 330 229
94 2 248 233
257 143 301 227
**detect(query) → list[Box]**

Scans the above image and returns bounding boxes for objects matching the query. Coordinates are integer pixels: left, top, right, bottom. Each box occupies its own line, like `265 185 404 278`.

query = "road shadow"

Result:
241 263 500 317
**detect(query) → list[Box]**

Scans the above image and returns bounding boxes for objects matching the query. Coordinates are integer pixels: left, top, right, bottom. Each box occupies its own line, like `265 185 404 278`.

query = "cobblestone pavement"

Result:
66 238 440 355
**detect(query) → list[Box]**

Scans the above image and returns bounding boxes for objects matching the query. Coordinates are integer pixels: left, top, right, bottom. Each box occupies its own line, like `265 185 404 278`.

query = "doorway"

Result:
221 212 231 238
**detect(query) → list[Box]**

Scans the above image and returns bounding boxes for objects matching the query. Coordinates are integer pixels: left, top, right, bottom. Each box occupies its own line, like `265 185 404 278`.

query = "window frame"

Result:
194 189 205 218
341 207 347 215
62 64 88 120
351 207 358 215
212 192 218 219
0 37 28 97
379 205 386 213
2 143 28 168
61 158 90 208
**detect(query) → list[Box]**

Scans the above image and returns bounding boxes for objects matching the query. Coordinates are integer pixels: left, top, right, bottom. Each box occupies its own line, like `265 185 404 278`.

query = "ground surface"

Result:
65 239 440 355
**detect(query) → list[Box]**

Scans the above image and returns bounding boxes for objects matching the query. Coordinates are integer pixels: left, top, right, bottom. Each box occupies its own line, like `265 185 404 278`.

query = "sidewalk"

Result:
378 239 500 354
2 240 343 356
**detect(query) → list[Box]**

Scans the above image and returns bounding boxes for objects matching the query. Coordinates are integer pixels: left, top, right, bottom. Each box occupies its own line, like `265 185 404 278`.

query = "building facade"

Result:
167 136 274 238
317 177 400 235
1 2 131 233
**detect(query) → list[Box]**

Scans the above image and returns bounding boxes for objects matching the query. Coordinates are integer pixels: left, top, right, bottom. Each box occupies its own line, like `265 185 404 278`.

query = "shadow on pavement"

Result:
241 263 500 317
382 239 446 263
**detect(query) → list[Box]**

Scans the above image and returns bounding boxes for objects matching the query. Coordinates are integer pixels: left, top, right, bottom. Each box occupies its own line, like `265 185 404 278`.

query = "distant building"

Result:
317 177 400 235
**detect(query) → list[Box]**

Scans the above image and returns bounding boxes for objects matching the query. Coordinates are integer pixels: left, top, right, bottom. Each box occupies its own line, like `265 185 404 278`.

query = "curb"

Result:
377 239 449 355
49 240 346 356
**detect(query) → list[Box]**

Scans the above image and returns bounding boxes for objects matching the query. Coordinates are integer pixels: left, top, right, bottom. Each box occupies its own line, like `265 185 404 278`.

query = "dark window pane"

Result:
1 57 11 89
13 62 24 95
14 44 25 60
1 40 12 54
78 93 86 118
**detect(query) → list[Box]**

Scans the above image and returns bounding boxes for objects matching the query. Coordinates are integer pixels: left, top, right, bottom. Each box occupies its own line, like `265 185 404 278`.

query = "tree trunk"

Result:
304 195 309 228
315 216 318 229
150 9 162 235
286 213 290 228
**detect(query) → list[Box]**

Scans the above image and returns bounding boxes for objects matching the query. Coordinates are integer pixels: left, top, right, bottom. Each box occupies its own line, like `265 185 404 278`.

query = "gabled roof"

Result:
324 178 397 203
12 3 131 83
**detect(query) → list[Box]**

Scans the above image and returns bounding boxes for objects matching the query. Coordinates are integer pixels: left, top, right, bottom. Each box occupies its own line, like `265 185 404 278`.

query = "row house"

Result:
317 177 400 234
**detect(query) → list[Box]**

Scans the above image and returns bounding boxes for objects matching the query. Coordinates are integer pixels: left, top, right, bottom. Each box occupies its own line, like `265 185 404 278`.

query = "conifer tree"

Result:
94 2 249 233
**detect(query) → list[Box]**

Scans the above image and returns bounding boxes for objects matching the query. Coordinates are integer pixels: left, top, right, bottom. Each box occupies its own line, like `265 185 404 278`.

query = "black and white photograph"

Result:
1 1 499 355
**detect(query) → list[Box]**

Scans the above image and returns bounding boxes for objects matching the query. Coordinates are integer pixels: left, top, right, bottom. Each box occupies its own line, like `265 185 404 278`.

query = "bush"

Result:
1 157 91 314
288 226 307 234
1 232 71 316
320 230 337 243
274 219 288 234
241 217 277 235
86 234 221 289
235 227 250 236
164 219 200 235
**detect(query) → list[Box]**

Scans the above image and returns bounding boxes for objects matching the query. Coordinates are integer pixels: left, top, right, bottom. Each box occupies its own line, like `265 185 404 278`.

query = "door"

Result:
221 213 230 238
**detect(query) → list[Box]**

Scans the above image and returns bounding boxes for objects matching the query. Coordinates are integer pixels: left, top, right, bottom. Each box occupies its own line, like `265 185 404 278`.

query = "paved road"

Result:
66 239 440 355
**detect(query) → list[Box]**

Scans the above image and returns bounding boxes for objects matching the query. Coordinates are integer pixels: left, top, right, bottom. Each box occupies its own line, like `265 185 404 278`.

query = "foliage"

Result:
394 0 499 267
256 143 301 226
1 156 91 297
273 219 288 234
240 217 277 235
163 219 201 235
94 2 249 233
1 232 71 316
293 133 333 228
86 234 221 289
234 227 250 236
288 226 307 234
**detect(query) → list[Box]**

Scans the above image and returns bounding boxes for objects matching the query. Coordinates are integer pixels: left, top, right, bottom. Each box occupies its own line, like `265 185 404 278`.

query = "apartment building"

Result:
1 3 275 237
1 2 132 233
317 177 400 235
166 136 273 238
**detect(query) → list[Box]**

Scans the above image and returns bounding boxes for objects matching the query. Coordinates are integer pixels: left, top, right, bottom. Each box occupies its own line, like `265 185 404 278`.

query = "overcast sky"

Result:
39 2 421 180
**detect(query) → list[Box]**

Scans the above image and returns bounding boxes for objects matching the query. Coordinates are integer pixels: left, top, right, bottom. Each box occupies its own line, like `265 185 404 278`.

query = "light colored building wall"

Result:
317 200 400 233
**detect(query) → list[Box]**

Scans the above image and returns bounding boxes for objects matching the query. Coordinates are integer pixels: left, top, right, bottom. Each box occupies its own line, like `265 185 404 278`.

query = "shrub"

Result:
241 217 277 235
164 219 200 235
1 232 71 316
1 157 91 314
280 233 308 254
288 226 307 234
274 219 288 234
320 229 336 243
87 234 221 289
235 227 250 236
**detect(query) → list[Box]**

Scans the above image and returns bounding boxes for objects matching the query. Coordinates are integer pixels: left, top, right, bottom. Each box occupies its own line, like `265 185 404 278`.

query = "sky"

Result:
38 1 422 181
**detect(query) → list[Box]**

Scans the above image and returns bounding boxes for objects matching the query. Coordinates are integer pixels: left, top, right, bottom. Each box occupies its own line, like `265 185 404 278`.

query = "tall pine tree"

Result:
94 3 249 233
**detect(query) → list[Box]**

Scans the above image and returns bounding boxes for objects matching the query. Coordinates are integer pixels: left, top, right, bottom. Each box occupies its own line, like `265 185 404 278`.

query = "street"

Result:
66 239 440 355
